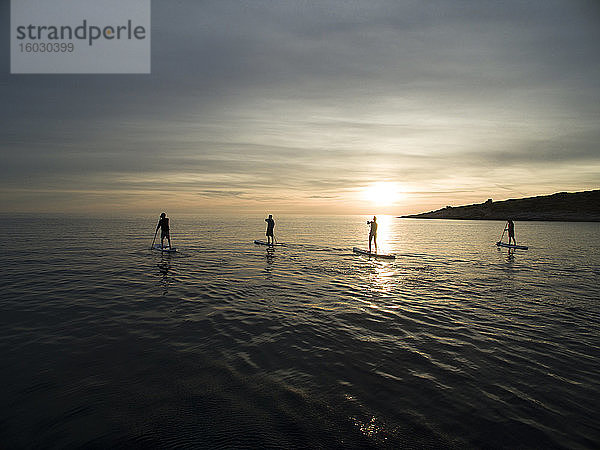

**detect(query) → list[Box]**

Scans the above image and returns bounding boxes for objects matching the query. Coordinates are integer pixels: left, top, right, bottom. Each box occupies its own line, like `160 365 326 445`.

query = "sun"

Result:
361 182 403 206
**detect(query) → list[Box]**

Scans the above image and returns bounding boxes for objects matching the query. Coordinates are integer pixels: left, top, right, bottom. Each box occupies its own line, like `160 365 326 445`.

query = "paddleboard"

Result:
254 240 284 246
496 241 528 250
152 244 177 253
353 247 395 259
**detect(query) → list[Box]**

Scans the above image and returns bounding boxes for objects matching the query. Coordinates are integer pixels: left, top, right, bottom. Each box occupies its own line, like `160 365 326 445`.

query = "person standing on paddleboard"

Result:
265 214 275 245
156 212 172 249
507 219 516 245
367 216 378 253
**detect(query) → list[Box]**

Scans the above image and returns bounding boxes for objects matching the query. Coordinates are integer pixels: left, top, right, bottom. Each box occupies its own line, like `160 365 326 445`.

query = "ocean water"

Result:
1 215 599 448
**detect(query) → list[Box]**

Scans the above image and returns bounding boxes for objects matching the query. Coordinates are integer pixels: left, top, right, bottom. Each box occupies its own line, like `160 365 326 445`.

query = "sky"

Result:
1 0 599 215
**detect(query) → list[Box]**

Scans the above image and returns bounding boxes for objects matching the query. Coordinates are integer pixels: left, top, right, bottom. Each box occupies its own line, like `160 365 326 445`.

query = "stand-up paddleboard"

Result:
152 244 177 253
254 240 284 246
353 247 395 259
496 241 528 250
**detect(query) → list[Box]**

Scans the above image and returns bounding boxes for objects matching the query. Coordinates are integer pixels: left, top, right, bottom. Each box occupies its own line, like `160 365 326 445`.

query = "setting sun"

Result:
361 182 403 206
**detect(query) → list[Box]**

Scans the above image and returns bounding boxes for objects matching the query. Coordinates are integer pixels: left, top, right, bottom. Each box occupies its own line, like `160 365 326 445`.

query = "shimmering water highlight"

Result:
1 215 599 448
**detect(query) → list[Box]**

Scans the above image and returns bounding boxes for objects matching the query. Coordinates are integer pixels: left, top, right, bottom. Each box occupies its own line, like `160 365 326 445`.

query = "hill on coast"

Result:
401 190 600 222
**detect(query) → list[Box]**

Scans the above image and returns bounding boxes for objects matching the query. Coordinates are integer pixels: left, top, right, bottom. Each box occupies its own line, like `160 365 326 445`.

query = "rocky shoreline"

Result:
401 190 600 222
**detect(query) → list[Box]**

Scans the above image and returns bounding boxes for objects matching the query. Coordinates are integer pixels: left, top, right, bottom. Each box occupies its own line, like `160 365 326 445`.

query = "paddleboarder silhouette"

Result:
507 219 516 245
367 216 378 253
156 212 172 250
265 214 275 245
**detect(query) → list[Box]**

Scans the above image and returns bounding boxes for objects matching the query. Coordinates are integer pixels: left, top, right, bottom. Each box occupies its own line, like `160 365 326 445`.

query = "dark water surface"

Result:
1 215 599 448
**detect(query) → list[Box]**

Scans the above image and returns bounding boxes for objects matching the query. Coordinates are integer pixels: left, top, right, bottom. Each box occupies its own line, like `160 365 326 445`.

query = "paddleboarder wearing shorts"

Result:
265 214 275 245
367 216 378 253
156 212 172 249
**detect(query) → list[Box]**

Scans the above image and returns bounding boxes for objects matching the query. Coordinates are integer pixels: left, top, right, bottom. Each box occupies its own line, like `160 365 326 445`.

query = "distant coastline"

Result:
401 190 600 222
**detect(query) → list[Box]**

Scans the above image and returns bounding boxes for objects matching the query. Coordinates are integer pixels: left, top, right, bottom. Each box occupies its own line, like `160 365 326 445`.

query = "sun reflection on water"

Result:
366 264 396 297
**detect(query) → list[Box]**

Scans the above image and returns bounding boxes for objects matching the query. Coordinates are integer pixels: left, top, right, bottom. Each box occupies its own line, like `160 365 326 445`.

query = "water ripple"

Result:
1 216 599 448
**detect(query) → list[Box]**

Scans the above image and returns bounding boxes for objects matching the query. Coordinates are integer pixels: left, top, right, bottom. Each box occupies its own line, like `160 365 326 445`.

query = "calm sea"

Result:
1 215 599 448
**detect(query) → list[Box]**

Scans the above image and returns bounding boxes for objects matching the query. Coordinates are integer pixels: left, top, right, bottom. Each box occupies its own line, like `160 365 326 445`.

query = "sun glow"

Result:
361 182 403 206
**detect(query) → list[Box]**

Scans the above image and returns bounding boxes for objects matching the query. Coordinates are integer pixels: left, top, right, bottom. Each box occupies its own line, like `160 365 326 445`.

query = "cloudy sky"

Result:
1 0 599 215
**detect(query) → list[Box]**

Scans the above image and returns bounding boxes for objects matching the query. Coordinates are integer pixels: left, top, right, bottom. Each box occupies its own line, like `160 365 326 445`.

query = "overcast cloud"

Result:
1 0 599 214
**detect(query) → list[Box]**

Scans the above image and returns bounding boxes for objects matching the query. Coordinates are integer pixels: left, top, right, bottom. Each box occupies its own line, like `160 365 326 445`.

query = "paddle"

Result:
150 226 158 249
497 222 507 245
